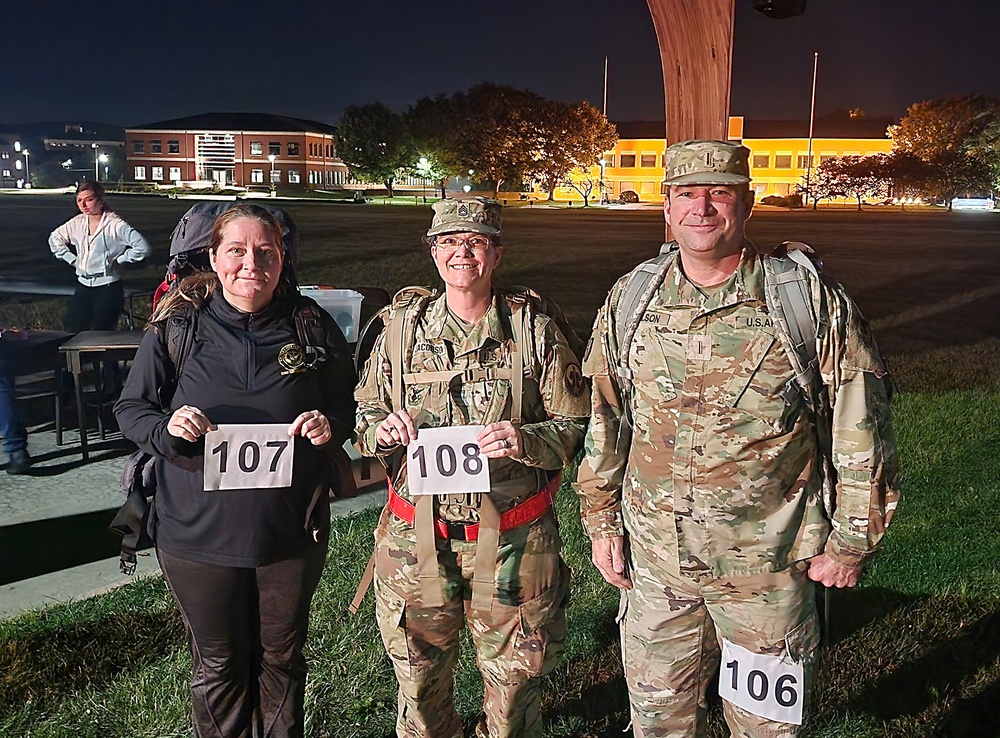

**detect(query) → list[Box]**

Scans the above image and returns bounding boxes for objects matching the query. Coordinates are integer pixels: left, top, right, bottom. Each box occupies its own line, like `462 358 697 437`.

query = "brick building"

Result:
125 113 349 190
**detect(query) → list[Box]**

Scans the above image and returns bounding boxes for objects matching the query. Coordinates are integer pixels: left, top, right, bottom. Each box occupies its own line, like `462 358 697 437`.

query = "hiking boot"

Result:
6 450 32 475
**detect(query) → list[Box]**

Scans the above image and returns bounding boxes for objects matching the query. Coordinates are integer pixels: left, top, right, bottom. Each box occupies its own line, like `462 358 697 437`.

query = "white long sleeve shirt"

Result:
48 211 152 287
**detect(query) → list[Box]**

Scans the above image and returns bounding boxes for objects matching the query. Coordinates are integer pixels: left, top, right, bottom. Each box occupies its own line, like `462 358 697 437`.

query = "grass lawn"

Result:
2 195 1000 736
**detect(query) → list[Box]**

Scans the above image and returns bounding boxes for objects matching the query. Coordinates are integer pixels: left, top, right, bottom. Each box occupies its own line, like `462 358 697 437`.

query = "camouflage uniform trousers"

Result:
619 536 821 738
373 507 570 738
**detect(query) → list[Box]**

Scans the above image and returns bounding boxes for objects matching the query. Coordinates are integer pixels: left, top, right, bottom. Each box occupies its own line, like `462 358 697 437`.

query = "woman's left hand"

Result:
478 421 523 460
289 410 332 446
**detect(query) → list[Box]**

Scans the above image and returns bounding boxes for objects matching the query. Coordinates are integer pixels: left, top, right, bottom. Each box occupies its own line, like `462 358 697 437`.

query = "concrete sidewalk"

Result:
1 410 383 620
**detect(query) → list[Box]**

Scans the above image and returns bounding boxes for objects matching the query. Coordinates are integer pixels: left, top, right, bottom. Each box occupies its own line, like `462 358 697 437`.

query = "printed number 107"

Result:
211 440 288 474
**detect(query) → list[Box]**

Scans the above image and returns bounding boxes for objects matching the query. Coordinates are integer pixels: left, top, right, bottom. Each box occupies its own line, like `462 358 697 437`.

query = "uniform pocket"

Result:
719 331 800 431
501 563 570 680
373 577 413 679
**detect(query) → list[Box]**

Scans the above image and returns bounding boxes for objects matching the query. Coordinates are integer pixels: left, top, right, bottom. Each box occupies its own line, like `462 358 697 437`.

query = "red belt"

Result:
387 474 560 542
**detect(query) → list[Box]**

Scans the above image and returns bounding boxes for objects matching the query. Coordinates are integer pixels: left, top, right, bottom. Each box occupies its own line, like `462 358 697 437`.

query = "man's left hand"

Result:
807 553 861 588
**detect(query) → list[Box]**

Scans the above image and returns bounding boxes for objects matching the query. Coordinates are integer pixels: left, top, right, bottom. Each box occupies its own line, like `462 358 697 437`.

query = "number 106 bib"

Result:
204 424 294 491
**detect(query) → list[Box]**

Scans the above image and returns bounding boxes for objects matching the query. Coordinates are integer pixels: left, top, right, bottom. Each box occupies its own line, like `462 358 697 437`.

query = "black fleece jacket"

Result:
115 293 357 567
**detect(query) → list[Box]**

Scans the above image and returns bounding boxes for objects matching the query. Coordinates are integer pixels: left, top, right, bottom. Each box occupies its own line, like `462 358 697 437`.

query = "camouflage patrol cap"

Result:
663 139 751 186
427 197 502 238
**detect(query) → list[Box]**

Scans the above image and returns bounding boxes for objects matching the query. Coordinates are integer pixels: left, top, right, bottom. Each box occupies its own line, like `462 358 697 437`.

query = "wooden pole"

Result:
645 0 737 144
646 0 737 238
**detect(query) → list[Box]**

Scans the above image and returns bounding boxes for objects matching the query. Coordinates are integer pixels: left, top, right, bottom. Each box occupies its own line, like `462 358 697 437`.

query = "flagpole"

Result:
805 51 819 195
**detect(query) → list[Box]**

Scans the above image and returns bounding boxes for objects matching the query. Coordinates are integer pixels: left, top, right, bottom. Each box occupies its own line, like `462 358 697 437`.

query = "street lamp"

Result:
268 154 276 193
92 143 100 181
22 149 29 188
98 153 108 182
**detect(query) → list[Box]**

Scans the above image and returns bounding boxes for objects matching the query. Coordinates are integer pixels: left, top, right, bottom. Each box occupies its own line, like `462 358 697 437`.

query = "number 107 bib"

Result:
204 424 294 491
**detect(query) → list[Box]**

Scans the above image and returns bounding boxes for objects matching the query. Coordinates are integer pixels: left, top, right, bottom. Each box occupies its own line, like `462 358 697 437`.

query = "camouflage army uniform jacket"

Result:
356 289 590 524
574 246 900 576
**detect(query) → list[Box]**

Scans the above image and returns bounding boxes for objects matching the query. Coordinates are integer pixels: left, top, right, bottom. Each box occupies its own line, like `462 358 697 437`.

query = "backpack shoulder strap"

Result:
156 305 197 408
614 243 679 390
761 242 825 409
387 287 435 410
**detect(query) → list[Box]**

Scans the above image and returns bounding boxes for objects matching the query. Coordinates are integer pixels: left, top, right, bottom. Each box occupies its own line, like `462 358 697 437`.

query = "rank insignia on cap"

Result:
457 203 470 217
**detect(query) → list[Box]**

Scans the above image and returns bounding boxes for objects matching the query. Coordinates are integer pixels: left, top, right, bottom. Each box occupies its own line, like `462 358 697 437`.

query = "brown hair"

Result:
76 180 108 208
151 204 294 323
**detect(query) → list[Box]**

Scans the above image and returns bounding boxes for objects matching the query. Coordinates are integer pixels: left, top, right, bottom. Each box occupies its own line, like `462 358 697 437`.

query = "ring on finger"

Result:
501 438 510 449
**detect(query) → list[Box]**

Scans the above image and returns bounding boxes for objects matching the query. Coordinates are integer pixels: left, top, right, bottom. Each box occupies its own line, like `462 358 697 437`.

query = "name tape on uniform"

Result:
718 638 804 725
204 424 294 491
407 425 490 496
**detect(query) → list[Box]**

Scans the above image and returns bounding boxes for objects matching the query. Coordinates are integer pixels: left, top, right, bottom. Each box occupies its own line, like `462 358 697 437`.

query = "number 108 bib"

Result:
406 425 491 496
204 424 294 491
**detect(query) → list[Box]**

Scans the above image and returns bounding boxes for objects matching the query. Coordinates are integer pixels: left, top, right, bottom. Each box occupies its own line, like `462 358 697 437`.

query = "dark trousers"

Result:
158 543 327 738
65 281 125 399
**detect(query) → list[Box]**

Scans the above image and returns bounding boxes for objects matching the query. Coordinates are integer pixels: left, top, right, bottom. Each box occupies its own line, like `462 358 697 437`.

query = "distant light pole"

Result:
99 153 109 182
268 153 276 193
22 149 29 187
92 143 101 181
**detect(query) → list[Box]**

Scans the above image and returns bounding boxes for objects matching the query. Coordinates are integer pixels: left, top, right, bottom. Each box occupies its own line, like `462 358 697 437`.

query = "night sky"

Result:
6 0 1000 128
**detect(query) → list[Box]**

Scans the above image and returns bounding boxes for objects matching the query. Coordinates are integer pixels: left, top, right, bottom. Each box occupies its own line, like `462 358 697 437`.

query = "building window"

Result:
640 181 657 194
251 169 264 183
620 180 634 193
820 154 837 165
269 142 280 157
640 153 657 168
133 141 145 154
1 152 8 159
2 169 10 177
168 140 180 154
603 153 614 167
251 141 263 156
754 184 767 196
134 166 146 180
271 169 281 184
752 154 770 169
797 155 814 169
288 170 301 184
287 142 299 156
774 155 792 169
151 140 162 154
152 166 163 181
775 183 791 195
169 166 181 181
620 153 637 168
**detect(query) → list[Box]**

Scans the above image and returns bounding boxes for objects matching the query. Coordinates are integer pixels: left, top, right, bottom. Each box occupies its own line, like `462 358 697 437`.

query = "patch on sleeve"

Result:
564 363 586 397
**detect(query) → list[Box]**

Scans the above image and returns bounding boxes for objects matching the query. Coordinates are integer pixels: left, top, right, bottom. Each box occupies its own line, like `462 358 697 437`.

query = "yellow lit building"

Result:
545 114 894 204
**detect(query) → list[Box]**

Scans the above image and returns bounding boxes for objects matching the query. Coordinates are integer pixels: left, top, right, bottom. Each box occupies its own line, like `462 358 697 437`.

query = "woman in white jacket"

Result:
49 180 152 398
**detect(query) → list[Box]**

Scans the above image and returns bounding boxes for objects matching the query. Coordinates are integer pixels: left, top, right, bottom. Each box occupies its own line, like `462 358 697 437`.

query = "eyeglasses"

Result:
434 235 494 255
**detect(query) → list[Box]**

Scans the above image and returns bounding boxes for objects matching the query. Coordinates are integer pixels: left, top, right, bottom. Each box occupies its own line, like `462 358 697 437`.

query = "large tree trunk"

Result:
385 177 395 198
493 179 504 199
856 194 863 211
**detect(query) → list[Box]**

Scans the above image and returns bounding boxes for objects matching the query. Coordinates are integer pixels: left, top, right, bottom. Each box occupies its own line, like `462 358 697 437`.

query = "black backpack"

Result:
152 202 300 310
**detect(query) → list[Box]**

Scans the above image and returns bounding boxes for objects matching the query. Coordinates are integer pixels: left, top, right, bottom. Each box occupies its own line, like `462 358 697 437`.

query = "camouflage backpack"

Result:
613 240 827 412
363 284 586 425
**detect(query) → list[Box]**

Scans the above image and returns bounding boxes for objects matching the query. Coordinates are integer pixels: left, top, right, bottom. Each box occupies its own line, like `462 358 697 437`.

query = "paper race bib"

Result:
718 638 804 725
406 425 490 496
203 424 294 491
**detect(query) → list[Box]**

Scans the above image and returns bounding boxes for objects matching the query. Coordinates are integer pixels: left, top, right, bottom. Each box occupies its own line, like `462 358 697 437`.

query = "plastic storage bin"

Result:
299 287 364 343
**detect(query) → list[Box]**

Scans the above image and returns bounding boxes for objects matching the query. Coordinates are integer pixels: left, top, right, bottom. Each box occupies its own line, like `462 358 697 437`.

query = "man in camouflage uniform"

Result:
355 197 589 738
574 140 900 737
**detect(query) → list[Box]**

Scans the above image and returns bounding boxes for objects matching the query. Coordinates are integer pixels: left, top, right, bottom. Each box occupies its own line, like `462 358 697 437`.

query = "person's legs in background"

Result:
91 281 125 401
0 341 30 474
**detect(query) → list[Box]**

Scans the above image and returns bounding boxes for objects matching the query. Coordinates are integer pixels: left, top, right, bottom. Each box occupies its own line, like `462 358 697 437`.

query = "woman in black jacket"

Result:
115 204 356 738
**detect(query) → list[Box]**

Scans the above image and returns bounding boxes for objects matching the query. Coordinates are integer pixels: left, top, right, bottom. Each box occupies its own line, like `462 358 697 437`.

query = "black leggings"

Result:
65 282 126 398
158 544 327 738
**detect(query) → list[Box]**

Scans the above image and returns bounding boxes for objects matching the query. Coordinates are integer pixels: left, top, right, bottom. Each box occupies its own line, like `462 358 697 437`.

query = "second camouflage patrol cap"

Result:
663 139 751 186
427 197 502 238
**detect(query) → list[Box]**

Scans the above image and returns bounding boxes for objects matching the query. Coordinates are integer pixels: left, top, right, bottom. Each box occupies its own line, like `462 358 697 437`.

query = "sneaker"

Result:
6 450 32 475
